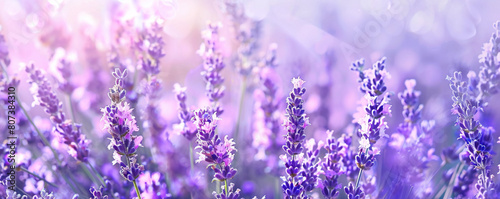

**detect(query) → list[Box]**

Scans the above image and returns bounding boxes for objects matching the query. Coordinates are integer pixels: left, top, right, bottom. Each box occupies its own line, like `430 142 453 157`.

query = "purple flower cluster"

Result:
198 23 226 116
320 131 344 198
280 77 310 198
101 68 144 198
192 107 239 196
26 64 90 162
448 71 496 197
347 57 392 197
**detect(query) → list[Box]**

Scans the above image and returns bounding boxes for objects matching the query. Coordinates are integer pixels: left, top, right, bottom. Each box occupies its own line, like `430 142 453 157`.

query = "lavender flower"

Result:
281 77 310 198
101 68 144 198
90 186 109 199
474 21 500 105
198 23 225 116
396 79 423 138
173 83 197 141
300 139 321 193
344 182 365 199
26 64 90 162
50 49 75 95
348 57 391 196
320 131 343 198
447 71 495 197
137 20 165 77
252 68 281 160
223 0 262 76
192 107 238 195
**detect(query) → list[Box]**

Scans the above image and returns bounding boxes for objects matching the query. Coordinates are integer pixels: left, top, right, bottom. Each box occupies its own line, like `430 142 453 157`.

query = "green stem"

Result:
19 167 59 188
88 163 106 186
189 142 194 171
355 168 363 188
442 162 464 199
17 95 61 165
16 185 31 197
122 136 142 199
80 163 100 186
224 180 228 195
67 95 77 123
133 180 142 199
1 60 9 79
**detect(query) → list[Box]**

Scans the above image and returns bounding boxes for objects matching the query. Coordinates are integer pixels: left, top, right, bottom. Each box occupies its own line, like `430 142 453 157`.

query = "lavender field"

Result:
2 0 500 198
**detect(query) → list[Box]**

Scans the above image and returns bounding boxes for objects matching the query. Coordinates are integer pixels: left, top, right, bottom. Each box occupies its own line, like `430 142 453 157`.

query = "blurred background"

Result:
1 0 500 198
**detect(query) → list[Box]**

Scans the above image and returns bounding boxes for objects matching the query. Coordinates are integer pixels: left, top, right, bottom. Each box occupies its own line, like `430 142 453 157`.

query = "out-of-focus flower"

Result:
26 64 90 162
252 67 281 161
0 34 10 66
173 83 197 141
198 22 225 116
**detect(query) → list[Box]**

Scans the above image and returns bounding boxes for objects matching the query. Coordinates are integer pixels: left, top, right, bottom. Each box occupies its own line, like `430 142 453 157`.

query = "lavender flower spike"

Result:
347 57 391 197
173 83 197 141
101 68 144 199
198 22 225 116
474 20 500 105
192 107 239 196
26 64 89 162
281 77 310 198
447 71 496 198
321 131 344 198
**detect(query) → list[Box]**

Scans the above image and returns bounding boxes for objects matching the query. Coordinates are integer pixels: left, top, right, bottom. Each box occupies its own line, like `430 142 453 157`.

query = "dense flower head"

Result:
198 22 225 116
281 77 310 198
352 57 391 146
55 121 90 162
448 69 496 197
192 107 238 182
447 72 492 168
300 139 322 192
344 182 365 199
90 186 109 199
320 130 344 198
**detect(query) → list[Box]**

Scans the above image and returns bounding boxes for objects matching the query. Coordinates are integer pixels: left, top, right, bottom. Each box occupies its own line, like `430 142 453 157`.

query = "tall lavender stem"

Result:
101 68 144 199
281 77 310 198
347 57 391 197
